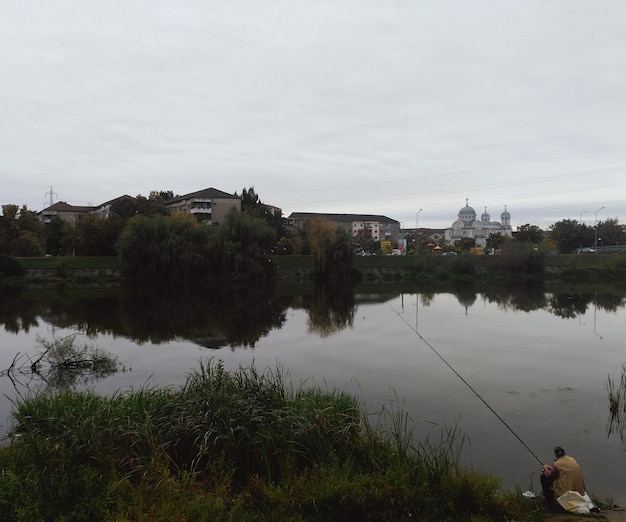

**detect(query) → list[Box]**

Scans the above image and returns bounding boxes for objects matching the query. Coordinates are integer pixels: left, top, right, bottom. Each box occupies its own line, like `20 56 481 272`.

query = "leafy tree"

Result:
217 208 277 281
0 205 45 256
135 190 172 216
11 231 45 256
17 205 44 235
240 187 261 211
275 229 304 255
306 218 354 281
236 187 286 244
110 196 138 219
454 237 476 252
549 219 594 254
118 215 215 280
515 224 544 244
60 215 124 256
119 209 277 283
485 233 506 252
597 218 626 247
0 255 24 278
354 228 377 254
497 241 546 274
0 205 20 255
44 217 66 256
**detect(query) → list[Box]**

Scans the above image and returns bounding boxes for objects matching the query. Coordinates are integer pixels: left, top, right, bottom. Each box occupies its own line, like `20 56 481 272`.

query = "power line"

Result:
389 302 545 466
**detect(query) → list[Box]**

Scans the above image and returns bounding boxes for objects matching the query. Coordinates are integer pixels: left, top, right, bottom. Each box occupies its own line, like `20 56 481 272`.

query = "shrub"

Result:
451 254 476 276
0 255 23 278
4 362 540 521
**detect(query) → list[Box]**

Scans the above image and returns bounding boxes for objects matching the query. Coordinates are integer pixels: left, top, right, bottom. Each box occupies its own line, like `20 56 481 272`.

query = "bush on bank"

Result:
0 362 543 521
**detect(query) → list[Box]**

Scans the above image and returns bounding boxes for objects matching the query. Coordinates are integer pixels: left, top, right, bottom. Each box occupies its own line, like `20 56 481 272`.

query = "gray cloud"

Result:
2 0 625 228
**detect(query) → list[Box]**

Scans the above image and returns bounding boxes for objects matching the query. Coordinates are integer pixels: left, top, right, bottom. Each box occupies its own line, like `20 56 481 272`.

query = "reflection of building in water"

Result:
444 200 512 248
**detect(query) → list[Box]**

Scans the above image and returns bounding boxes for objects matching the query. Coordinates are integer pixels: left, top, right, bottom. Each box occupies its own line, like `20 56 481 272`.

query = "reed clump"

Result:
0 361 539 521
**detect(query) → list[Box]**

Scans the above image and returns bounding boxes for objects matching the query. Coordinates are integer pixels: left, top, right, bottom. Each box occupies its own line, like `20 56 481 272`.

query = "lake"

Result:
1 281 625 505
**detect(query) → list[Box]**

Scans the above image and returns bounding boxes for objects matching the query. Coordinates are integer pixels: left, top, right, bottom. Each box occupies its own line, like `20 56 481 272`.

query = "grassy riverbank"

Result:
0 361 550 521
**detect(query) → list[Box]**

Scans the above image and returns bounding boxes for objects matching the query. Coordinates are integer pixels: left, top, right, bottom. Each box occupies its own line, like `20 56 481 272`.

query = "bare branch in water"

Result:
1 333 120 392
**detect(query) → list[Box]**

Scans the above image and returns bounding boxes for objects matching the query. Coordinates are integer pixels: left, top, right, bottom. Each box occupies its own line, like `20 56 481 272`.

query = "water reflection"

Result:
1 283 625 349
481 282 547 312
304 282 356 337
118 281 291 348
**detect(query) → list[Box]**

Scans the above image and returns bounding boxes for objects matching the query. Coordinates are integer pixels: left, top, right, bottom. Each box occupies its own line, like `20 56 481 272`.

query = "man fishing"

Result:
540 446 586 504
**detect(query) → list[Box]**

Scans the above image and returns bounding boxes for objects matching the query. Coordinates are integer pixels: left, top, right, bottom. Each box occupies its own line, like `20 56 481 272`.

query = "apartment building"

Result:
164 188 241 225
287 212 401 242
38 201 95 224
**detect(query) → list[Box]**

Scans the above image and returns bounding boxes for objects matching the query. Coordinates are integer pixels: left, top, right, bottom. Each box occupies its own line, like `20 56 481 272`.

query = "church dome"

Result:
459 203 476 217
459 203 476 221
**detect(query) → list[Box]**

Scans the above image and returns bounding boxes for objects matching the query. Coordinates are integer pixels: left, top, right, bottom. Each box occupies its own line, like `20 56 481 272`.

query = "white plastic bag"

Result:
556 491 594 514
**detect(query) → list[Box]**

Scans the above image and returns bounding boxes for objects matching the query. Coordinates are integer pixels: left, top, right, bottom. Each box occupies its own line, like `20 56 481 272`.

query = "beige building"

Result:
38 201 95 224
165 188 241 225
287 212 401 242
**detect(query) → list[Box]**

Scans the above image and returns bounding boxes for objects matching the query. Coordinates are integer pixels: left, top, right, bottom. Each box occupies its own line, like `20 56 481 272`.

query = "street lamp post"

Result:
595 206 605 252
579 211 586 251
416 209 422 255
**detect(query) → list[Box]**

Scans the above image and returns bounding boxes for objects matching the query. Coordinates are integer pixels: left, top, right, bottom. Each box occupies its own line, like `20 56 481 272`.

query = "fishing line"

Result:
389 303 544 466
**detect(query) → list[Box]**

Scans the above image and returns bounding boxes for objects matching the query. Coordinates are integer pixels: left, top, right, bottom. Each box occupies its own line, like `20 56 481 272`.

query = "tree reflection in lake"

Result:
117 281 292 347
0 282 625 348
548 292 626 319
481 282 547 312
303 282 356 337
0 287 43 334
0 282 292 349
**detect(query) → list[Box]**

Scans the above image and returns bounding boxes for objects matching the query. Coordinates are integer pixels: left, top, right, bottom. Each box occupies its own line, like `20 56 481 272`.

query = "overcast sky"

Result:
2 1 625 229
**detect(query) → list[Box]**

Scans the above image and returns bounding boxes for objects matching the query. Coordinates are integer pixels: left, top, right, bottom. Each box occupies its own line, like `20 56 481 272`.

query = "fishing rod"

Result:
389 302 544 467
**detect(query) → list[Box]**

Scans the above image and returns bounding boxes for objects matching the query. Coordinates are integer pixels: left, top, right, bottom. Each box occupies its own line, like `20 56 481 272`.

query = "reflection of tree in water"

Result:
482 282 547 312
304 283 356 337
2 283 625 346
419 292 435 307
595 293 626 312
546 292 626 319
0 288 41 334
607 363 626 443
547 293 592 319
118 280 290 348
1 334 119 393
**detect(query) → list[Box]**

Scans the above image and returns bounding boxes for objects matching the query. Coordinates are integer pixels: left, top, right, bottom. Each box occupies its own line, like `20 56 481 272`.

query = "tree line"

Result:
452 220 625 255
0 187 357 282
2 191 624 267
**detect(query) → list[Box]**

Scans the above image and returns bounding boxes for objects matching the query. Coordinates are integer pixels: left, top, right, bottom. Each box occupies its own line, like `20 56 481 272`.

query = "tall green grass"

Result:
0 361 541 521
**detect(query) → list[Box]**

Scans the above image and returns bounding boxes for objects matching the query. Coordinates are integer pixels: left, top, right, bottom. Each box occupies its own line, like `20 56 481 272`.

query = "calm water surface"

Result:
1 283 624 504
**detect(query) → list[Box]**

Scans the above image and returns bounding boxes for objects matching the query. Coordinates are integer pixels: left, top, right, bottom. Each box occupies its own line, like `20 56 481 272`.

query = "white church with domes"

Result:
444 200 512 248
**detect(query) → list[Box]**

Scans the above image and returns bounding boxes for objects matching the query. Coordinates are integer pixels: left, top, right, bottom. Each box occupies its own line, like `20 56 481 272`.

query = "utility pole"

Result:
416 208 422 255
595 206 604 252
45 186 57 207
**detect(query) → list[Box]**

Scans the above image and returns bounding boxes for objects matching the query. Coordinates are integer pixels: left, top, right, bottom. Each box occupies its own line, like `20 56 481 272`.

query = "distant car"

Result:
577 247 596 254
441 251 457 256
